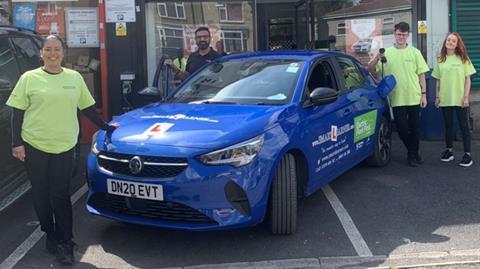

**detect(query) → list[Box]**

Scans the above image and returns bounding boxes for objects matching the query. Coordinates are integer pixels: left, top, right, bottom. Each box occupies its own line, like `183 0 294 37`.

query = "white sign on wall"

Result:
351 19 375 39
105 0 136 23
65 8 99 48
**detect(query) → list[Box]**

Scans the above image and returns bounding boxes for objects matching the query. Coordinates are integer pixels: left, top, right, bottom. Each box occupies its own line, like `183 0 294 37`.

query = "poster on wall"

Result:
182 24 221 56
35 3 65 37
14 4 36 31
65 8 99 48
346 18 382 65
105 0 136 23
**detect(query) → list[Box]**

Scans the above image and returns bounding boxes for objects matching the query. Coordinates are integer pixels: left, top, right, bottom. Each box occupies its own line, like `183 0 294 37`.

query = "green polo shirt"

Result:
376 46 429 107
6 68 95 154
431 55 476 107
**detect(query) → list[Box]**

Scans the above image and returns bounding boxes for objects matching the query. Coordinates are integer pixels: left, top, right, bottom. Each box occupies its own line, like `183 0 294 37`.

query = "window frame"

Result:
157 2 186 20
303 56 340 103
157 26 184 48
382 17 394 35
336 22 346 36
157 3 167 17
220 30 246 53
333 56 367 93
218 3 244 23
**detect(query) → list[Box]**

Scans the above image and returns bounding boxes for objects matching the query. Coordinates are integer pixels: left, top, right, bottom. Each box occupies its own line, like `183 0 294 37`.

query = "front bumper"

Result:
86 150 274 231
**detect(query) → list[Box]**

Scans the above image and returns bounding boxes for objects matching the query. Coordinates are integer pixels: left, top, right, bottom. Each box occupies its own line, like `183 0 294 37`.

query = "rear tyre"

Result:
366 116 391 167
268 153 297 235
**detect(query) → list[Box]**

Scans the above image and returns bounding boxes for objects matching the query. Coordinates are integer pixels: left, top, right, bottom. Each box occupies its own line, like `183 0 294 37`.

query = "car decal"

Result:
144 123 174 137
312 123 353 148
286 63 300 73
141 114 219 123
353 110 377 143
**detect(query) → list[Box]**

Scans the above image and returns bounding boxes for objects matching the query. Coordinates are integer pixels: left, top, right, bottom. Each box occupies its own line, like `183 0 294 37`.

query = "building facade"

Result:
1 0 478 117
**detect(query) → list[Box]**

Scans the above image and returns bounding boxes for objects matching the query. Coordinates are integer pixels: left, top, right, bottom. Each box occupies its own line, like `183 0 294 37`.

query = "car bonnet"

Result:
107 103 285 149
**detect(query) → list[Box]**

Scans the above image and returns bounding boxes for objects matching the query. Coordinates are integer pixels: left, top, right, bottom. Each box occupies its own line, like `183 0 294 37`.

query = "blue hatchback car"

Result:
86 51 394 234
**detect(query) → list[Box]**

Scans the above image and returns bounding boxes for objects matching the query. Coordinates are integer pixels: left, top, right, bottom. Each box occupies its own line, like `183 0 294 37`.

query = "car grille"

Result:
89 193 217 224
97 151 188 178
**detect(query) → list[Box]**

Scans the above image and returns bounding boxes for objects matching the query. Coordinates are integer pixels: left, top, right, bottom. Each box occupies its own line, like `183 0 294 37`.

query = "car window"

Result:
0 37 20 92
11 37 41 73
335 56 365 91
307 60 337 94
168 59 304 105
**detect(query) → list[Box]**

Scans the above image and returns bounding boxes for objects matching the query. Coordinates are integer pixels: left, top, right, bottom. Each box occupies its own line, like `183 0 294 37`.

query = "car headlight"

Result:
91 131 100 155
198 134 264 167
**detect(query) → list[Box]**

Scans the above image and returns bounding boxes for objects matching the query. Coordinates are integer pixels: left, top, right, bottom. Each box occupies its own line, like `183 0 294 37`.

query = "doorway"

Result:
257 0 314 50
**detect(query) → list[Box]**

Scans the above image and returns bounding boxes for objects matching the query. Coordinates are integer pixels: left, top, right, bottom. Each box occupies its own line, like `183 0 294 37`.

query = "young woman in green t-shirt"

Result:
432 32 477 167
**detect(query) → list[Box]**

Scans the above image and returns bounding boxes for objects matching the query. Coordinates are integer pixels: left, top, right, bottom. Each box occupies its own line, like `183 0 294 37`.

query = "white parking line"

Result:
322 184 373 257
0 184 88 269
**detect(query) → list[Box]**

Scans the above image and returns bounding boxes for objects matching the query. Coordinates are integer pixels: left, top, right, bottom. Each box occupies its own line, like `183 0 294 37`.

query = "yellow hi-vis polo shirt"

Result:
376 46 430 107
432 55 476 107
6 68 95 154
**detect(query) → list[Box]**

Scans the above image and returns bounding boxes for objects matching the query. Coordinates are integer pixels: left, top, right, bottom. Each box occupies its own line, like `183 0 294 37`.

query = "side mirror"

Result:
378 75 396 97
310 87 338 105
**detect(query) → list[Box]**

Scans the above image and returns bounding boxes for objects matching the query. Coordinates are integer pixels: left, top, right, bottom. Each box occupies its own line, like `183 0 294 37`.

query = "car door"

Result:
299 56 357 193
0 36 24 199
333 56 380 161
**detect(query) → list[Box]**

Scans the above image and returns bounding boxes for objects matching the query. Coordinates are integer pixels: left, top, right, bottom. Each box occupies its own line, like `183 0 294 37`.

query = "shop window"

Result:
218 3 243 22
337 22 346 36
221 30 246 53
157 26 184 48
0 37 20 90
157 2 186 19
335 57 365 91
382 17 394 35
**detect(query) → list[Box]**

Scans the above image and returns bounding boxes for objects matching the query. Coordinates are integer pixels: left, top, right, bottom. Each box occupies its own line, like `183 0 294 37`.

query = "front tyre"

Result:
268 153 297 235
366 116 391 167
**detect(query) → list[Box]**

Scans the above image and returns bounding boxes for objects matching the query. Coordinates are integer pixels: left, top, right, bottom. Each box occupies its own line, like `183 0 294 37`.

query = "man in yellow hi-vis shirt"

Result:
368 22 430 167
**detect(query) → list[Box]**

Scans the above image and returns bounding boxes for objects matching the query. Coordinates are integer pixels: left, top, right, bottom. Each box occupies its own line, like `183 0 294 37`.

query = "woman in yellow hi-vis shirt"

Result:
6 35 117 265
432 32 476 167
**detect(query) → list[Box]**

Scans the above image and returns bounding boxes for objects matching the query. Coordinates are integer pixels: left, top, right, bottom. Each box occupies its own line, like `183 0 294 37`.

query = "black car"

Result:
0 25 42 203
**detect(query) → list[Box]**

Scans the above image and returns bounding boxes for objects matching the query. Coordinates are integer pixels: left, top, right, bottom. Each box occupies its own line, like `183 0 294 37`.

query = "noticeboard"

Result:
65 7 99 48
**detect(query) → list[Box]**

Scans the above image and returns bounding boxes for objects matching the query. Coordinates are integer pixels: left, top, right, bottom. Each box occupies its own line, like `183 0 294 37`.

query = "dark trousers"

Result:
24 143 74 242
441 106 471 153
392 105 421 157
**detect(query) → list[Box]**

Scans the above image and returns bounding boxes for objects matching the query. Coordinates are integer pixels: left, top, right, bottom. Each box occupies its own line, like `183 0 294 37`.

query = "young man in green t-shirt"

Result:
368 22 430 167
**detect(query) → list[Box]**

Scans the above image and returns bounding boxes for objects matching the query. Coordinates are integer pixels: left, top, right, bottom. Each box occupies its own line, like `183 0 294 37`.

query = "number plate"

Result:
107 179 163 201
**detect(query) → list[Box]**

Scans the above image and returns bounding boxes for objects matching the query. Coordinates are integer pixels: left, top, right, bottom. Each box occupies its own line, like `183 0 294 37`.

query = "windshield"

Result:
167 58 304 105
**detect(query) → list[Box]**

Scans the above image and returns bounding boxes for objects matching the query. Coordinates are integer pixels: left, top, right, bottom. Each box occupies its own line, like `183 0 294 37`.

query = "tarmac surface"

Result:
0 136 479 269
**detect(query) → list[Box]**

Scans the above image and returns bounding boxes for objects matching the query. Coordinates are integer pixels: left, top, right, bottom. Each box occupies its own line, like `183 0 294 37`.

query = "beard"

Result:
197 41 209 50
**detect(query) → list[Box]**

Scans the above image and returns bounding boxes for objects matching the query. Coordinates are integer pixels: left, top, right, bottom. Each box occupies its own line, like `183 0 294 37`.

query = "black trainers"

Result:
414 154 424 164
45 238 58 254
56 241 74 265
459 153 473 167
440 149 454 162
407 155 418 167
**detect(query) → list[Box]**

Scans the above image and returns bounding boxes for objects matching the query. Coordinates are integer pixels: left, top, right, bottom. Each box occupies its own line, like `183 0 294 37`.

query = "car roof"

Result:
0 25 40 38
219 50 353 62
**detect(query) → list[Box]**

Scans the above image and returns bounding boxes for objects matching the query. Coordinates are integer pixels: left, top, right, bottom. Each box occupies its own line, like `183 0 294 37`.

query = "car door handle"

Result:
368 100 375 107
343 108 352 116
